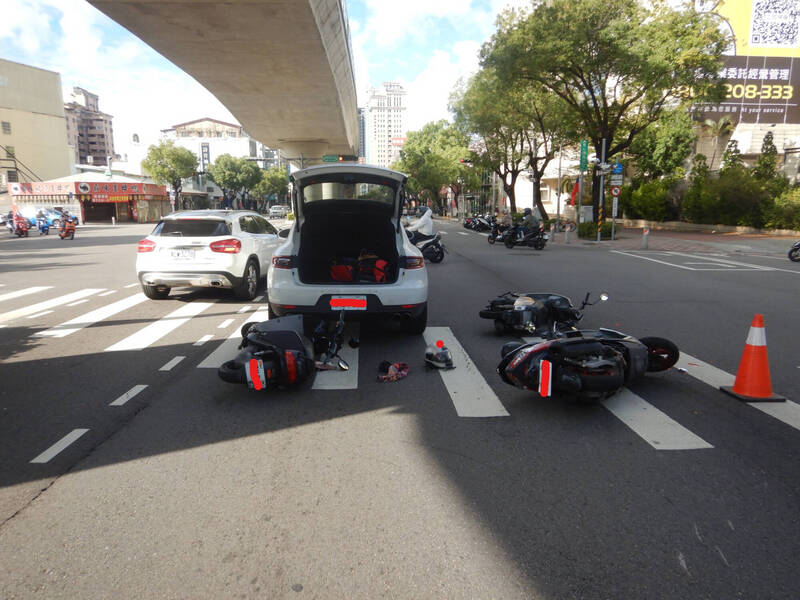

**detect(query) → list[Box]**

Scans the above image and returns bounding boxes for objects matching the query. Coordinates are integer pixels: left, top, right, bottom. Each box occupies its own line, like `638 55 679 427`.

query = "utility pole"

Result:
597 138 606 242
556 142 562 224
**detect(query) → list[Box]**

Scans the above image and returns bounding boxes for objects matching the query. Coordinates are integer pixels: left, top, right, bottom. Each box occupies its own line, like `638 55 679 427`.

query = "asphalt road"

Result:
0 220 798 599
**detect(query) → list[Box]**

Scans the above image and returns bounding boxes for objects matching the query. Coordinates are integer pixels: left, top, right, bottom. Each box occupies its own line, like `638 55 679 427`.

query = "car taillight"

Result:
402 256 424 269
138 239 156 253
209 238 242 253
271 256 294 269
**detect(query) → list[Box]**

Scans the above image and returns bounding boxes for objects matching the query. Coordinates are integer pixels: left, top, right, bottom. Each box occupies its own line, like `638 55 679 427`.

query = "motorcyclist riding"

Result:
406 205 434 245
519 207 539 239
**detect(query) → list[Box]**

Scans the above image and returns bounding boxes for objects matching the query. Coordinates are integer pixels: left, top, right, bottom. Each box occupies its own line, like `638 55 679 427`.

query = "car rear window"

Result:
153 220 231 237
301 177 395 206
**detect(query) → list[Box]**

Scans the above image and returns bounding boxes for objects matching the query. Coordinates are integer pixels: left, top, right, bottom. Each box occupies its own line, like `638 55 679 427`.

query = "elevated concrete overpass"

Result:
88 0 359 165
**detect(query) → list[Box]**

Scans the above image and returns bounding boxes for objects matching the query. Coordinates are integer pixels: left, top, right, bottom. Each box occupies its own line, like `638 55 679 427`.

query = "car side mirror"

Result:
278 228 290 238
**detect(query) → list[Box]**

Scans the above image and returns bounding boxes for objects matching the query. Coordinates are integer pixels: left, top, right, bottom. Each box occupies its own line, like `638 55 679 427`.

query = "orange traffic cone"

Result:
720 314 785 402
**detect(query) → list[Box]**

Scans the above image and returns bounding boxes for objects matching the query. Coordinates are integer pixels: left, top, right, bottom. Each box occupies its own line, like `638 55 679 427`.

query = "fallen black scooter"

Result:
789 240 800 262
480 291 606 336
497 328 679 402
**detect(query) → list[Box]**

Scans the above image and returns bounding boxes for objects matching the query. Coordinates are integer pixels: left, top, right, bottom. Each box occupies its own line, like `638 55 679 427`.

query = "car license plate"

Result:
170 249 195 260
330 295 367 310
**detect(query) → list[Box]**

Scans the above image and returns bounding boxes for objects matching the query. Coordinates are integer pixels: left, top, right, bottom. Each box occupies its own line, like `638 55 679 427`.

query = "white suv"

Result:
267 164 428 333
269 205 289 218
136 210 281 300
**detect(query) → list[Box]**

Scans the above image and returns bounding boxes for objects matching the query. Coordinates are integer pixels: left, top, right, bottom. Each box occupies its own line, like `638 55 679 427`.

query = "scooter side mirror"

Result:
338 358 350 371
600 292 609 302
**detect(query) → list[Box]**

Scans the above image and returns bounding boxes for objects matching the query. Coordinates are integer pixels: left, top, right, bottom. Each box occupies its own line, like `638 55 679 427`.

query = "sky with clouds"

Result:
0 0 530 154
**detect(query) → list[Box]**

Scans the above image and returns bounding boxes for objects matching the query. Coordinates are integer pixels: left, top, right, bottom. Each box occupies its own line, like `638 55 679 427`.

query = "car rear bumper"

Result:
138 271 243 289
271 296 426 319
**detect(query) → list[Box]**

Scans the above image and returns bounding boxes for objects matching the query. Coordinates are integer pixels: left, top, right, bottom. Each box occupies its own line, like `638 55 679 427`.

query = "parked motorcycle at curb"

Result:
406 230 446 263
497 327 679 403
789 240 800 262
503 224 549 250
480 291 606 336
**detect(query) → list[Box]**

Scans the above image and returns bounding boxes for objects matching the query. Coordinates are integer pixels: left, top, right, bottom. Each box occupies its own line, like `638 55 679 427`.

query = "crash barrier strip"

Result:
676 353 800 432
197 306 269 369
423 327 509 418
311 323 360 390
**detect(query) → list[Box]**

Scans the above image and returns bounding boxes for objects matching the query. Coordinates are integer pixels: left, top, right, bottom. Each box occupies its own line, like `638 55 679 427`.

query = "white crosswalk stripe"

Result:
36 293 148 338
424 327 509 417
0 289 105 324
105 301 214 352
197 307 269 368
0 286 53 304
677 353 800 432
602 390 713 450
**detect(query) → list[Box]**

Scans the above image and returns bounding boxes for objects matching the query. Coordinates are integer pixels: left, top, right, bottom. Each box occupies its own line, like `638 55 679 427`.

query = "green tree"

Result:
392 120 473 212
252 165 289 208
702 116 735 171
451 67 573 216
482 0 729 223
720 139 744 172
629 109 696 180
207 155 262 209
753 131 778 181
141 140 198 208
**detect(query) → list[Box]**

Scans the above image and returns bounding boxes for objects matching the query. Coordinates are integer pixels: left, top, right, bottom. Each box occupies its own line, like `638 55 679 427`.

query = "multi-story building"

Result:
357 107 366 162
0 58 72 192
364 82 407 168
159 118 279 208
64 87 115 167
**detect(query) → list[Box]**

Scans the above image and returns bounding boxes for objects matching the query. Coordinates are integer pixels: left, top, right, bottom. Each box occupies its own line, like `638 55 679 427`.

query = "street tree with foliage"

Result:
141 140 198 209
451 67 573 216
628 109 696 181
482 0 729 223
207 154 263 209
392 120 477 212
252 166 289 209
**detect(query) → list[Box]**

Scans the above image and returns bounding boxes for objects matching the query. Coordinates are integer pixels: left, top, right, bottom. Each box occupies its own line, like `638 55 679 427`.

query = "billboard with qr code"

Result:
713 0 799 58
690 1 800 123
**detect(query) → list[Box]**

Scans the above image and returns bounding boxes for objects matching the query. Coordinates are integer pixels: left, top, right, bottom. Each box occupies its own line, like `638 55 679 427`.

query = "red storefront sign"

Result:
10 181 166 198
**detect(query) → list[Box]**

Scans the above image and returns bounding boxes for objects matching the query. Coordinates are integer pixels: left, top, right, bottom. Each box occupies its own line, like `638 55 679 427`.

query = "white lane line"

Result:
98 290 117 297
30 429 89 463
423 327 509 417
254 295 264 302
36 293 148 338
27 310 54 319
677 353 800 432
237 305 252 313
159 356 186 371
124 283 139 288
66 299 89 307
611 251 697 270
0 288 105 324
0 286 52 304
218 318 234 329
110 384 148 406
602 389 713 450
312 323 360 390
197 307 268 368
666 252 776 272
194 334 214 346
458 232 469 236
105 301 214 352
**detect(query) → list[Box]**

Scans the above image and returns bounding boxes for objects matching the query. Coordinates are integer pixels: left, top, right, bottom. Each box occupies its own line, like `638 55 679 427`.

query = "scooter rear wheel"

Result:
640 337 679 372
218 360 246 383
504 237 515 249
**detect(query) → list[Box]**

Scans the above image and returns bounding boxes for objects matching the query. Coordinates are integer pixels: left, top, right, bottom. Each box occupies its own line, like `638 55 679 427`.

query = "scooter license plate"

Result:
330 296 367 310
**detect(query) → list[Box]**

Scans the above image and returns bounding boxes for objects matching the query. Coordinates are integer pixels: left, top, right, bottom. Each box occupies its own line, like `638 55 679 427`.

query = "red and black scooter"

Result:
13 215 29 237
59 217 76 240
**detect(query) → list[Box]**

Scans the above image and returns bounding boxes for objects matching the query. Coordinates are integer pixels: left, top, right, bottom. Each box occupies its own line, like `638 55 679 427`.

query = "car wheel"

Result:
142 284 171 299
234 259 259 300
402 304 427 335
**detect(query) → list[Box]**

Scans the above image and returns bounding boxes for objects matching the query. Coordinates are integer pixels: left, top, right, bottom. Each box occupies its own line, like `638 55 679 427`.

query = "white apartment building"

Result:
364 82 407 168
